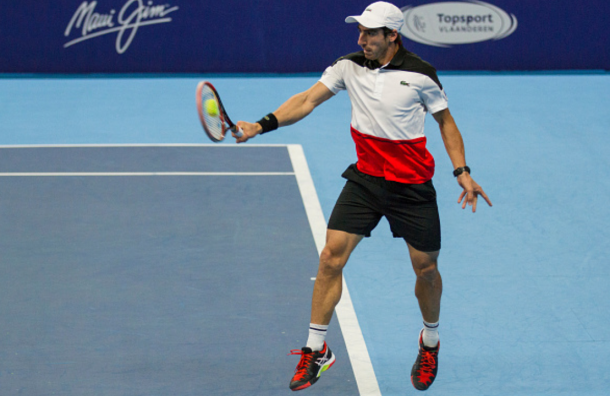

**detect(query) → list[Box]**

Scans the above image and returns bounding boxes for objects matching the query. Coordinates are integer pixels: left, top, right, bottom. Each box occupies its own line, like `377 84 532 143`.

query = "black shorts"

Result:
327 164 441 252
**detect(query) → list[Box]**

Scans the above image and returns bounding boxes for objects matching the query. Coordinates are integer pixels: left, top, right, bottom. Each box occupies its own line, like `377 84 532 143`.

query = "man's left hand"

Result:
457 173 492 213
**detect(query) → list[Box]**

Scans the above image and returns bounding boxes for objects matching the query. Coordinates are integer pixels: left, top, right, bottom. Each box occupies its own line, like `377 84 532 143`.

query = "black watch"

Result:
453 166 471 177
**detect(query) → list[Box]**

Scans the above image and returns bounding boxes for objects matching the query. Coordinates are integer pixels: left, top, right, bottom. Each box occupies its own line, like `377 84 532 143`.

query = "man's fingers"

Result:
467 190 475 208
480 190 493 207
460 189 478 210
458 190 466 204
459 182 492 212
462 191 471 209
233 132 245 143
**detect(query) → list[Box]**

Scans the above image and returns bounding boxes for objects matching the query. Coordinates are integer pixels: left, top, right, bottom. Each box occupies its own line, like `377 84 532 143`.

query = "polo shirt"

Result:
319 46 448 183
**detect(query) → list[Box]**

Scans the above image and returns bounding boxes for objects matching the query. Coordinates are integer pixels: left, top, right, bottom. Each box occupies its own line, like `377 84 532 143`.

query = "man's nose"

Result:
358 32 366 46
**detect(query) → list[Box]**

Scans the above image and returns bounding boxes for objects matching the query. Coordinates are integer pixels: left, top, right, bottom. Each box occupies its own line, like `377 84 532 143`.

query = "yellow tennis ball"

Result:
205 99 219 117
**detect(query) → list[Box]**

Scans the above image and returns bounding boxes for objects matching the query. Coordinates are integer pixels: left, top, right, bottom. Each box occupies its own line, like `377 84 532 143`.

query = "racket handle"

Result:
232 126 244 138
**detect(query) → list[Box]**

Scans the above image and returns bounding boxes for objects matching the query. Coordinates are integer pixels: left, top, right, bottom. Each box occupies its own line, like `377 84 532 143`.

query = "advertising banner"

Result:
1 0 608 73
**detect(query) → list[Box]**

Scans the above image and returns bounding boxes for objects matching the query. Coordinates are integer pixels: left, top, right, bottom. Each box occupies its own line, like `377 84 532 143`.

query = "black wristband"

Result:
453 166 471 177
256 113 278 134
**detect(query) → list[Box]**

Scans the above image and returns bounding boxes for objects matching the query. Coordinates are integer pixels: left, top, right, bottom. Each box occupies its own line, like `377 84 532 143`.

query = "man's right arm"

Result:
235 82 334 143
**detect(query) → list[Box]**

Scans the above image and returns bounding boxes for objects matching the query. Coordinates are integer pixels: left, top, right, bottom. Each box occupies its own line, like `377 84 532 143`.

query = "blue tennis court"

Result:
0 73 609 395
0 145 362 395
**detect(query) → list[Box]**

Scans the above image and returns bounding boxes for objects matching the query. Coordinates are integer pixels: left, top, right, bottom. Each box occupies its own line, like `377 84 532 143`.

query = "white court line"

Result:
0 172 294 177
0 144 296 177
0 143 291 148
288 144 381 396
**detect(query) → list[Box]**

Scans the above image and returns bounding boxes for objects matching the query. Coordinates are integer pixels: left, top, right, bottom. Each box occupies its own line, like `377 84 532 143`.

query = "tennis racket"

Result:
196 81 244 142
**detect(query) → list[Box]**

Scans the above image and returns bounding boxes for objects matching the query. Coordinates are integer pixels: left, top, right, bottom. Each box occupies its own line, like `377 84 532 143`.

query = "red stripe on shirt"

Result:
351 126 435 184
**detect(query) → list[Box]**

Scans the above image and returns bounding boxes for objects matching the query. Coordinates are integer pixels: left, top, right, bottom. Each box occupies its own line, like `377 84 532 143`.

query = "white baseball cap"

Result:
345 1 404 31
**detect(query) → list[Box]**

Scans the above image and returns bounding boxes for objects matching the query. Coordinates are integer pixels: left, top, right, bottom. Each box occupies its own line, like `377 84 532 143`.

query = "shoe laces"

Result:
289 349 314 379
416 348 437 384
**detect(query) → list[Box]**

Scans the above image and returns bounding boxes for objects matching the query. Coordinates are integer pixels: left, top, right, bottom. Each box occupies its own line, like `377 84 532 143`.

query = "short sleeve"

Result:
419 75 448 114
319 61 346 94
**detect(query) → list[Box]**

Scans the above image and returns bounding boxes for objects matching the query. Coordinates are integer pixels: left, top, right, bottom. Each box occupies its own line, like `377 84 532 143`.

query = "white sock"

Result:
422 320 439 348
306 323 328 351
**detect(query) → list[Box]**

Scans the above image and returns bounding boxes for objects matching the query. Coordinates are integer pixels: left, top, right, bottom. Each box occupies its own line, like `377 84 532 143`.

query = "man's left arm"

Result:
433 108 492 213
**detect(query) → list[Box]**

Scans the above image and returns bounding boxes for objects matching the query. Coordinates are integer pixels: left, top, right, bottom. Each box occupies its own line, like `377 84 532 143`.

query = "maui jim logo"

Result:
64 0 179 54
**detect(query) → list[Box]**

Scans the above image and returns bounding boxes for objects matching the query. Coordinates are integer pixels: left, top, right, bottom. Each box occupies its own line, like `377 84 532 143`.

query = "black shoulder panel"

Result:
331 51 368 67
329 47 443 89
388 48 443 89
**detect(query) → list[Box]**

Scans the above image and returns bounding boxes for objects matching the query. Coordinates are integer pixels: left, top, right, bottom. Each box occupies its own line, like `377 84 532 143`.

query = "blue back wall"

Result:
1 0 608 73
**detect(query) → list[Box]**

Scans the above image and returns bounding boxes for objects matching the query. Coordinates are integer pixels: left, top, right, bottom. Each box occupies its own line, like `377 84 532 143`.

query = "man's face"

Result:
357 25 391 61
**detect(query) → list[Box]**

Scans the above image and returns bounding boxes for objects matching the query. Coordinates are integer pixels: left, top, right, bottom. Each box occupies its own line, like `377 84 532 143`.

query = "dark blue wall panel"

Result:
1 0 607 73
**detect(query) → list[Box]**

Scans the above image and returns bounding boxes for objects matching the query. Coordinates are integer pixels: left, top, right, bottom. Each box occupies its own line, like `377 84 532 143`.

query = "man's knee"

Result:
414 261 440 283
318 230 362 275
319 245 348 274
408 245 440 281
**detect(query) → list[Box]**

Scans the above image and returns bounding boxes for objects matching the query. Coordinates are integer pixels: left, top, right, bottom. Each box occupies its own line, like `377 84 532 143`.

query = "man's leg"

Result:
407 244 442 324
407 243 442 391
289 229 362 391
311 229 364 326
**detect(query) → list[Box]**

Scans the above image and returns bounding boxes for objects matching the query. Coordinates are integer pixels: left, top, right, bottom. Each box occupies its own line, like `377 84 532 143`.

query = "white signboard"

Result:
401 1 517 47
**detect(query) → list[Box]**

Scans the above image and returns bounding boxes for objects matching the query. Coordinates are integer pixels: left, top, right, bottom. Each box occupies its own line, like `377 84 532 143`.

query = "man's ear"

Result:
390 29 399 43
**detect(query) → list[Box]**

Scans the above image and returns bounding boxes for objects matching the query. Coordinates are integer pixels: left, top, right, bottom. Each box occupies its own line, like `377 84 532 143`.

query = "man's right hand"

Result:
233 121 262 143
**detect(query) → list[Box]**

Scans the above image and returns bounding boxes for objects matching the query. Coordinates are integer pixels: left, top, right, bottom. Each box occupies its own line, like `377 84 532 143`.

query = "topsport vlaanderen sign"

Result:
400 1 518 47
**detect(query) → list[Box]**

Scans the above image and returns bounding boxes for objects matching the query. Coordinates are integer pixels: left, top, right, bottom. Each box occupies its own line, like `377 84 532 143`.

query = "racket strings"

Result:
200 86 224 141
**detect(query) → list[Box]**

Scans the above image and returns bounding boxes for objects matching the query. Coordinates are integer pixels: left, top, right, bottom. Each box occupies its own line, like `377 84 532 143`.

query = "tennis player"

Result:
235 1 492 391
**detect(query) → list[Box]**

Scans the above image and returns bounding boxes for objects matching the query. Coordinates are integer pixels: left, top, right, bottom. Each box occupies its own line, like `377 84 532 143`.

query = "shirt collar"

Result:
363 45 408 70
388 45 408 68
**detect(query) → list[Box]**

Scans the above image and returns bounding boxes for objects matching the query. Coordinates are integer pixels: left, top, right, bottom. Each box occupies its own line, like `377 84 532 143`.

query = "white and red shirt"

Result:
319 47 448 184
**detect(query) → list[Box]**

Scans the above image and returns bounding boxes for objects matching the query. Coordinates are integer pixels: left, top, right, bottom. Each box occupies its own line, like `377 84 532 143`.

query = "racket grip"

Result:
233 126 244 138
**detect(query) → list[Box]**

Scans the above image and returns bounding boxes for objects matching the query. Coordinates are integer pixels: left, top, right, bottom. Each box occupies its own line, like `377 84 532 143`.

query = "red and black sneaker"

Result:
289 342 336 391
411 330 440 391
